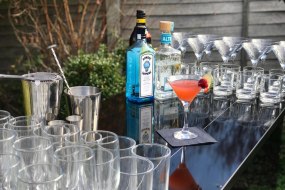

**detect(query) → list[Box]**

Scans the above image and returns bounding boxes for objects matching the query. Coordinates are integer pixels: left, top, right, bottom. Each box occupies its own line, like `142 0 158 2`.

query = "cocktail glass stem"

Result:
174 101 198 140
182 102 190 133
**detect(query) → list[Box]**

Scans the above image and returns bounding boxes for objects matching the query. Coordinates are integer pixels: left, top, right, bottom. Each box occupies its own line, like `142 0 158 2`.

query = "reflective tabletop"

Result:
98 93 285 190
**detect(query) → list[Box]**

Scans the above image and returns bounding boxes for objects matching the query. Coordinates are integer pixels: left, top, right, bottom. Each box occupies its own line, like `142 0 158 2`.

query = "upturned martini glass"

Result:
214 36 246 63
272 44 285 70
242 38 274 67
167 74 207 140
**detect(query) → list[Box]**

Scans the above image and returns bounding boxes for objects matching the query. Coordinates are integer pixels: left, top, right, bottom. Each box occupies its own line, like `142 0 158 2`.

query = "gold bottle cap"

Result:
159 21 174 32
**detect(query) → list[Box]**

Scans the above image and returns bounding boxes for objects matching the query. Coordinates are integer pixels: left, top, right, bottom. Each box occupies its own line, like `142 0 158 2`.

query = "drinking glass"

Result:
54 145 95 189
119 136 136 157
0 110 11 128
187 35 219 71
269 69 285 97
243 66 265 93
259 74 282 105
43 123 80 143
81 131 102 146
42 125 71 143
242 38 274 67
272 44 285 69
0 154 20 190
214 36 246 63
0 128 17 154
81 130 119 189
115 156 154 190
172 32 192 54
6 116 42 138
167 74 203 140
17 164 63 190
93 148 114 190
13 136 53 166
221 63 241 91
213 67 235 98
236 71 260 102
132 143 171 190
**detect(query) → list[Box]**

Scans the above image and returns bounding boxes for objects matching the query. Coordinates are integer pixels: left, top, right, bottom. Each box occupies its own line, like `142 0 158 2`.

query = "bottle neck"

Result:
160 33 172 45
136 18 146 25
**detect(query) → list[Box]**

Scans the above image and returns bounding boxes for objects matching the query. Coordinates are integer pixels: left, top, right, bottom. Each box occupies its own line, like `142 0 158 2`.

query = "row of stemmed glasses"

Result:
173 32 279 69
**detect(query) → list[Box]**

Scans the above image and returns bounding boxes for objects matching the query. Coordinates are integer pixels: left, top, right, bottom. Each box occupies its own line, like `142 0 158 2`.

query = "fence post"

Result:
241 0 249 68
106 0 121 48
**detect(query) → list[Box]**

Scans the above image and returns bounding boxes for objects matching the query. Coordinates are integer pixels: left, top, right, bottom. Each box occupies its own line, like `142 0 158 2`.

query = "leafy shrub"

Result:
64 41 126 100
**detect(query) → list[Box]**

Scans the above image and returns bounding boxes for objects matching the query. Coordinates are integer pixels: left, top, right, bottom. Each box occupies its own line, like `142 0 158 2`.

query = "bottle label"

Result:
140 53 154 98
160 33 172 44
137 18 146 24
139 106 152 143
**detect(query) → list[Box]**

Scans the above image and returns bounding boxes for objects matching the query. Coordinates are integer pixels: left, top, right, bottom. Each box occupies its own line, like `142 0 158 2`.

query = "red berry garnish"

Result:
198 78 208 89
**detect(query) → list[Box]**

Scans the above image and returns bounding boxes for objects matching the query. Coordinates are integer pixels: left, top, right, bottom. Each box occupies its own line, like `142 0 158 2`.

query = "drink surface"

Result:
169 80 201 102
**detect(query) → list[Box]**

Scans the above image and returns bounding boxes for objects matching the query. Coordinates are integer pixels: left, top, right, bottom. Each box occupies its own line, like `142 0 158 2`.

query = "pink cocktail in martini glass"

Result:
167 75 208 140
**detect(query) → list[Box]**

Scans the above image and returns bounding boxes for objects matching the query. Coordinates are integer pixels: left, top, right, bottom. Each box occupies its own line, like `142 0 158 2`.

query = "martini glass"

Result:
187 34 219 65
272 44 285 70
214 36 246 63
242 38 274 67
167 74 203 140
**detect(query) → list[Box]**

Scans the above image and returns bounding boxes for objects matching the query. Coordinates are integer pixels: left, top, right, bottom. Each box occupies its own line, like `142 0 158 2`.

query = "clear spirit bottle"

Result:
155 21 181 101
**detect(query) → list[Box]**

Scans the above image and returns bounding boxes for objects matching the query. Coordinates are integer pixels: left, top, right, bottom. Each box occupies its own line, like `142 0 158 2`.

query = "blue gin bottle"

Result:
126 27 155 103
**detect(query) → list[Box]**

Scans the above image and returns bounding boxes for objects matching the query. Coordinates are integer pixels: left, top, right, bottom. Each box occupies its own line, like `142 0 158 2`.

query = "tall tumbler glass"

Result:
0 154 20 190
82 130 120 189
13 136 53 166
259 74 283 105
115 156 154 190
236 71 260 102
93 148 114 190
119 136 136 157
54 145 95 189
132 143 171 190
42 125 70 142
6 116 42 138
0 110 11 128
0 128 17 154
17 164 63 190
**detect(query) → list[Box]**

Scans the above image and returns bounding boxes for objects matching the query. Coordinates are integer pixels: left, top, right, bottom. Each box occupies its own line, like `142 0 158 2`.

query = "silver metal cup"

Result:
65 86 101 132
22 72 63 124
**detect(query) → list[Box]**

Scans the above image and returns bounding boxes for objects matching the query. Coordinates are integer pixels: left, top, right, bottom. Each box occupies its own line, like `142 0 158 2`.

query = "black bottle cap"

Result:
137 27 146 39
136 10 146 18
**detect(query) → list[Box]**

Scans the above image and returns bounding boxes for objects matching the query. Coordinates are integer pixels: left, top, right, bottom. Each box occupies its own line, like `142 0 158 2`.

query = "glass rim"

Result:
54 145 94 162
8 116 42 128
0 110 10 121
13 136 52 152
0 153 20 168
0 128 17 142
81 131 103 144
42 125 71 138
118 136 136 151
131 143 171 161
17 163 63 184
117 156 154 176
93 147 114 166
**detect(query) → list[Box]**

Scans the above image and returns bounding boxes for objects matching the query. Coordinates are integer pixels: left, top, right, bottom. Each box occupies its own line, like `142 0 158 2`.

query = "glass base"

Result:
174 130 198 140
